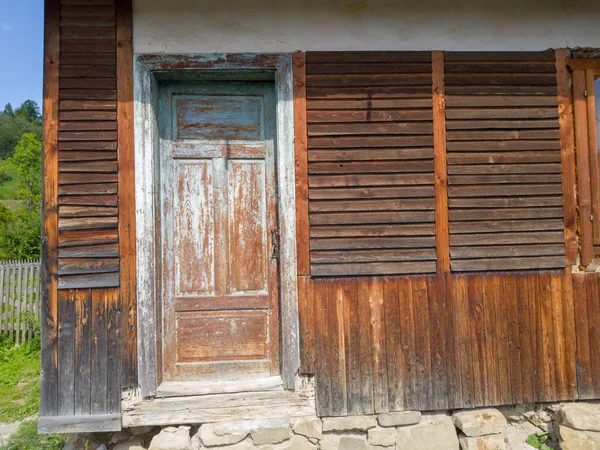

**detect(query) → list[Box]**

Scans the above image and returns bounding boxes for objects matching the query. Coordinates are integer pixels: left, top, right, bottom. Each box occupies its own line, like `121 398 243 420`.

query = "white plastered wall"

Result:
133 0 600 54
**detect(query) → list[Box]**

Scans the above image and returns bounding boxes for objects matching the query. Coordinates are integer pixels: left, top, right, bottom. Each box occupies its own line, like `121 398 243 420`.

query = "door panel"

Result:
159 81 279 382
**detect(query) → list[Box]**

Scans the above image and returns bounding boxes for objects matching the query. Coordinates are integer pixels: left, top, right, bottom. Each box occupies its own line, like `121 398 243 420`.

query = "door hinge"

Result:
271 230 280 260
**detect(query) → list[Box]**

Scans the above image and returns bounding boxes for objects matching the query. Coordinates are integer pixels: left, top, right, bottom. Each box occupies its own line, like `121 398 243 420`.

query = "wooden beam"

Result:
38 414 121 434
566 59 600 71
116 0 137 388
432 51 450 272
40 0 61 419
555 50 579 265
573 69 594 265
293 52 310 276
586 69 600 244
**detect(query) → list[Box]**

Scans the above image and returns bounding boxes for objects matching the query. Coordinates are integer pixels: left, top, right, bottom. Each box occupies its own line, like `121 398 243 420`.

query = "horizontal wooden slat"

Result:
308 148 434 161
306 62 433 74
447 164 561 175
445 95 558 107
450 220 564 234
59 151 117 161
58 141 117 151
61 5 115 17
449 207 564 221
309 160 433 174
447 152 561 164
451 257 565 272
59 89 116 100
311 248 436 263
450 231 564 246
59 173 117 184
60 16 116 27
58 194 117 206
446 119 559 130
58 243 119 258
451 244 565 259
58 257 119 275
445 86 557 95
307 86 432 98
59 206 118 217
446 108 558 120
445 73 557 86
310 223 435 238
448 174 562 185
60 52 116 65
58 272 119 289
311 261 436 276
310 210 435 225
59 110 117 121
449 196 563 208
59 100 116 110
307 109 432 123
60 39 115 53
309 186 435 199
445 63 557 73
447 130 559 141
310 173 433 187
444 51 555 62
58 229 118 247
309 135 433 148
58 183 117 195
60 77 116 89
311 236 435 250
449 184 563 197
59 121 117 131
307 51 432 64
310 198 435 212
307 98 432 109
58 216 118 231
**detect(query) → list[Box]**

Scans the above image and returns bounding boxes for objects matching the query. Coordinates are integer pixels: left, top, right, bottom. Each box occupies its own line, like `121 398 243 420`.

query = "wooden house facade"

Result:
40 0 600 433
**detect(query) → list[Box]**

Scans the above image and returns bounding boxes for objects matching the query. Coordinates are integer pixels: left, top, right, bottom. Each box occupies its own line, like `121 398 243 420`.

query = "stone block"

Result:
339 435 369 450
452 408 508 437
292 417 322 440
395 413 459 450
560 403 600 432
250 419 291 445
322 416 377 432
458 433 506 450
266 434 317 450
377 411 421 428
197 420 251 446
148 426 192 450
504 421 544 450
559 425 600 450
367 427 396 447
130 426 156 436
113 437 146 450
111 430 131 445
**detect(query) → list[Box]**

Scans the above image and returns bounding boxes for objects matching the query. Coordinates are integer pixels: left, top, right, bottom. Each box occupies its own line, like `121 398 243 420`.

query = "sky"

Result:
0 0 43 111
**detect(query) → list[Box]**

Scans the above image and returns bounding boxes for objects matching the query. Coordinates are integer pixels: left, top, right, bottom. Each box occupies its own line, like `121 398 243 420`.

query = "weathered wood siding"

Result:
41 0 135 432
299 271 600 416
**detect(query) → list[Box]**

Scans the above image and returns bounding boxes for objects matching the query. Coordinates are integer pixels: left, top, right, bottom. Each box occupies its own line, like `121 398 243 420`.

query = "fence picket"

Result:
0 260 41 343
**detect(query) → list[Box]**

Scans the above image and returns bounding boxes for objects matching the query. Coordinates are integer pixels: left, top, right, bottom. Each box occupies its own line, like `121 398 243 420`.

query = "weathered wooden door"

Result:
158 81 280 382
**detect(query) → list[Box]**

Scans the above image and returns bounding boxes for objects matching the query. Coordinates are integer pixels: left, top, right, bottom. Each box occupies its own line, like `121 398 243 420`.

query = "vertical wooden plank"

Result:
41 0 60 418
516 274 535 403
106 288 121 414
505 275 523 404
343 279 361 415
482 275 499 405
586 273 600 398
573 70 594 264
398 277 418 411
298 276 315 374
57 289 75 416
573 272 593 398
451 274 472 408
15 264 23 345
0 264 4 334
329 280 347 416
357 279 374 415
293 52 310 276
427 274 449 410
561 268 578 399
74 289 91 415
443 273 462 409
27 263 34 341
8 265 14 340
90 288 108 415
468 275 486 406
412 277 433 410
551 274 568 400
494 274 513 406
530 273 545 401
116 0 137 388
539 272 557 401
383 278 402 411
586 69 600 244
432 51 450 272
369 278 388 413
314 281 332 416
555 50 578 264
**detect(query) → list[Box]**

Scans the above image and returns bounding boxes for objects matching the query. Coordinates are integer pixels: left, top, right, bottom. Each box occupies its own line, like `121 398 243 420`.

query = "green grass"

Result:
0 162 20 201
0 419 66 450
0 335 40 423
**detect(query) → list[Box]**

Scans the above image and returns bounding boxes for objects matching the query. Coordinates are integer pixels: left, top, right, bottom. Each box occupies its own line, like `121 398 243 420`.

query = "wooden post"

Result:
586 69 600 245
432 51 450 272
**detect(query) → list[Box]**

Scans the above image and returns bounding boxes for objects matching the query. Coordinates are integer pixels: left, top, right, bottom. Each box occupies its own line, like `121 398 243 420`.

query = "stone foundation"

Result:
62 402 600 450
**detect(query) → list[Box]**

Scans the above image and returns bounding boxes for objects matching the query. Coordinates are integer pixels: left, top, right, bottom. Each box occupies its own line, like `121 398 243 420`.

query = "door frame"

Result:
133 53 299 397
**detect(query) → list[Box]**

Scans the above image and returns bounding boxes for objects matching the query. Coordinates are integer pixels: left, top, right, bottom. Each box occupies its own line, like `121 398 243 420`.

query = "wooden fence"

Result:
0 260 41 344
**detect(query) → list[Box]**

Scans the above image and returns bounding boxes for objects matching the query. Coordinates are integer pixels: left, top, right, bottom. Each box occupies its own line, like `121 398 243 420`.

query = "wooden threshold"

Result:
155 376 284 398
38 414 121 434
122 384 316 427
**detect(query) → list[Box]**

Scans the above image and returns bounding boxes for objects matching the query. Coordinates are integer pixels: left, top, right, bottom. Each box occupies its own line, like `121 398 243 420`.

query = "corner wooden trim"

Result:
573 69 594 265
432 51 450 272
116 0 137 388
555 49 579 265
585 69 600 244
40 0 61 417
566 59 600 71
293 52 310 276
38 413 122 434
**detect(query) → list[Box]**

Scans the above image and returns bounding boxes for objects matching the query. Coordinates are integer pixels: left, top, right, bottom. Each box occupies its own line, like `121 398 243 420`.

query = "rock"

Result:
62 434 105 450
0 422 22 446
339 435 369 450
367 426 396 447
452 408 508 437
560 403 600 432
197 420 251 446
497 404 534 422
395 413 459 450
250 419 291 445
504 421 545 450
111 430 131 444
322 416 377 432
458 433 506 450
148 426 191 450
377 411 421 428
559 425 600 450
96 445 108 450
113 437 146 450
130 426 156 436
263 434 317 450
292 417 322 440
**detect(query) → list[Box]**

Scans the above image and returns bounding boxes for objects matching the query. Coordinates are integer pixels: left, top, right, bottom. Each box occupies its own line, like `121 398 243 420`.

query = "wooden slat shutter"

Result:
305 52 437 276
444 51 567 272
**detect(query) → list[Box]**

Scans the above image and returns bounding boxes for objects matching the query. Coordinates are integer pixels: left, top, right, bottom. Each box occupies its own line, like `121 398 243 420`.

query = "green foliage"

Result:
2 104 13 117
0 419 66 450
9 133 42 207
0 115 39 160
0 335 41 423
14 101 41 126
0 163 20 200
526 432 552 450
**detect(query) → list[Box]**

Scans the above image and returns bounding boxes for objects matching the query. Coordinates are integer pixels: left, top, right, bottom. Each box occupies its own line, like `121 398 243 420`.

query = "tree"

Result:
14 100 41 125
2 103 14 117
0 114 39 159
10 133 42 208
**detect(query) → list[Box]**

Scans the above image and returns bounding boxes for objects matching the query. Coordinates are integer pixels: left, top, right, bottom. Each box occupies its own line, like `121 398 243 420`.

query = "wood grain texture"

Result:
301 270 586 416
586 69 600 245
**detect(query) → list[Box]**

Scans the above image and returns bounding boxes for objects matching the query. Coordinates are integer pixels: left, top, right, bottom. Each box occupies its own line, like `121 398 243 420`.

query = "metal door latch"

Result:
271 230 280 260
